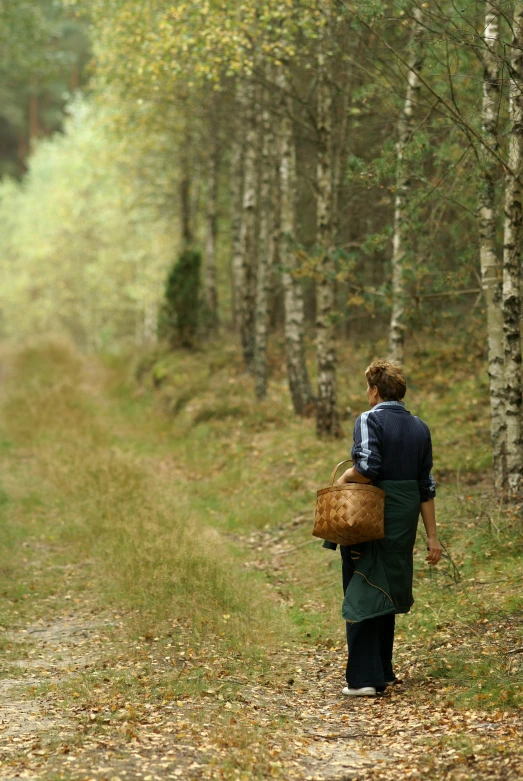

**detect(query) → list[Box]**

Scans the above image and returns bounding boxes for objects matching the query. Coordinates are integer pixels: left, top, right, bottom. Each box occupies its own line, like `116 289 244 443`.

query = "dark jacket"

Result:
351 401 435 500
324 401 436 623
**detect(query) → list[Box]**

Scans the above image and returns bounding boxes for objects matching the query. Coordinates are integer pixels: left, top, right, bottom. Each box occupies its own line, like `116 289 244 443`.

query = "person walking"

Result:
323 360 442 696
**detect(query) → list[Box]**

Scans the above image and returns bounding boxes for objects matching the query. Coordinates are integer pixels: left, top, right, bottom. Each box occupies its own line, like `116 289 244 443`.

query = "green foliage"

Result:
0 0 90 177
0 98 176 349
86 0 341 92
0 0 516 361
160 249 202 349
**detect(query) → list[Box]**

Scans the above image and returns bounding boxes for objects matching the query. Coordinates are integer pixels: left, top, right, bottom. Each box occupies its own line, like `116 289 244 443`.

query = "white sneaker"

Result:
342 686 376 696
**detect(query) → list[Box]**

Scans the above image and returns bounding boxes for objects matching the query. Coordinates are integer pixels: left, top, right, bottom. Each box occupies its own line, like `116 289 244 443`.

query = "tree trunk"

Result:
316 41 341 437
331 68 351 247
17 132 28 173
388 8 424 364
479 2 505 490
180 174 192 248
238 80 258 369
180 127 193 251
254 99 274 400
502 2 523 497
231 85 245 328
270 127 282 324
279 74 314 415
204 125 219 328
29 75 39 146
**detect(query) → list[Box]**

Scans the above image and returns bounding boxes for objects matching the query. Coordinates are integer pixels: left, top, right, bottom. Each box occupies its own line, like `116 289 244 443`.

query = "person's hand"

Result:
336 467 371 485
426 535 442 565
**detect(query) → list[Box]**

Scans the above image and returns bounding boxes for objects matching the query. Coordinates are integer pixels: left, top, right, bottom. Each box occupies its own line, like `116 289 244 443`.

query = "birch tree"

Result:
238 80 259 369
331 65 352 247
254 100 274 399
478 2 504 490
231 83 245 328
502 2 523 496
204 118 219 328
316 23 341 437
387 7 424 364
279 75 314 415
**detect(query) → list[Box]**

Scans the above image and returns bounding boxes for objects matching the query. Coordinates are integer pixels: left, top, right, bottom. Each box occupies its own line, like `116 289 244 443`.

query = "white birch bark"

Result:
388 8 424 364
238 80 258 368
270 131 282 311
502 2 523 496
204 128 219 328
316 38 341 437
254 100 274 399
279 73 314 415
231 83 245 328
479 2 505 490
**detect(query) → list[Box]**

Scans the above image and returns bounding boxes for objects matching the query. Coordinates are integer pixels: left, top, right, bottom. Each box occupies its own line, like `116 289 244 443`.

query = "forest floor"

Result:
0 337 522 780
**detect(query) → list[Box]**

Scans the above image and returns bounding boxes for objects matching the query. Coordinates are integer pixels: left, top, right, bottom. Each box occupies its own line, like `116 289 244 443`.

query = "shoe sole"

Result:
342 688 376 696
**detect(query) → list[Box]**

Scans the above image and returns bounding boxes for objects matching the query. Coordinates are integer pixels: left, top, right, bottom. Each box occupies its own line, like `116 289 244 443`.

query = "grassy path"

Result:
0 340 522 780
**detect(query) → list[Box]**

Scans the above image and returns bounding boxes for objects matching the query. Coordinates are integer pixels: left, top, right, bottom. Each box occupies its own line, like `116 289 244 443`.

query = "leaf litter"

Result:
0 537 521 781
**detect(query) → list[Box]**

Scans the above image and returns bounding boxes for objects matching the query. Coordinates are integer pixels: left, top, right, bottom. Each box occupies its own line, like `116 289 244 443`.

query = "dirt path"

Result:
0 594 211 779
233 526 523 781
1 535 521 781
0 609 111 768
2 614 521 780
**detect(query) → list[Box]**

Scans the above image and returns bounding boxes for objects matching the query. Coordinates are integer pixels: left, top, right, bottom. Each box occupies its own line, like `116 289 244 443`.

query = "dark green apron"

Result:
342 480 421 623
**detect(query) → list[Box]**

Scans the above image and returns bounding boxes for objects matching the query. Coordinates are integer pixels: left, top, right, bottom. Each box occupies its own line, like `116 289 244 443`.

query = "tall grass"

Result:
0 338 288 650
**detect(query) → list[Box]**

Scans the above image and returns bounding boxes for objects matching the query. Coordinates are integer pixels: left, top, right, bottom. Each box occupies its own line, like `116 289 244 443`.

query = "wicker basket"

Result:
313 460 385 546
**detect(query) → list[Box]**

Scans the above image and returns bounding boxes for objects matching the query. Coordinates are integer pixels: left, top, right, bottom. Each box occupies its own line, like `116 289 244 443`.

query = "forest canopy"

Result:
1 0 522 490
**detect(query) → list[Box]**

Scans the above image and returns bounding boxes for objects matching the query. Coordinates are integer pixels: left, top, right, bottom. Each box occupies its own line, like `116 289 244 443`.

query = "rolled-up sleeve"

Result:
351 411 382 480
418 430 436 502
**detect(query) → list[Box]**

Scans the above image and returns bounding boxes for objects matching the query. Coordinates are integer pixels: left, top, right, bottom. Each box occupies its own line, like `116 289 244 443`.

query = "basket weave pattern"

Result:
313 461 385 546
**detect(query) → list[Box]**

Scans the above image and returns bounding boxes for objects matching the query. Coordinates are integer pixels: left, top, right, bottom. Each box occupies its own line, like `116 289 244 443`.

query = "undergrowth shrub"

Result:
159 249 201 349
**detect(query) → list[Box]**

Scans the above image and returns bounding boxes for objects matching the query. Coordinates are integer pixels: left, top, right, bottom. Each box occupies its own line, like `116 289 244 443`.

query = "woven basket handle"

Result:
329 459 356 486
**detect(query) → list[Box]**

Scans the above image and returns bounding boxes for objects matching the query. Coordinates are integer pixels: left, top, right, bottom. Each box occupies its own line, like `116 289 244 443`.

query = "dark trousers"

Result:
341 546 396 690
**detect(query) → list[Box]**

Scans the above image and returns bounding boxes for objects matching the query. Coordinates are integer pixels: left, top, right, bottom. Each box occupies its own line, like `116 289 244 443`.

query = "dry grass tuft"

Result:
0 338 288 652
